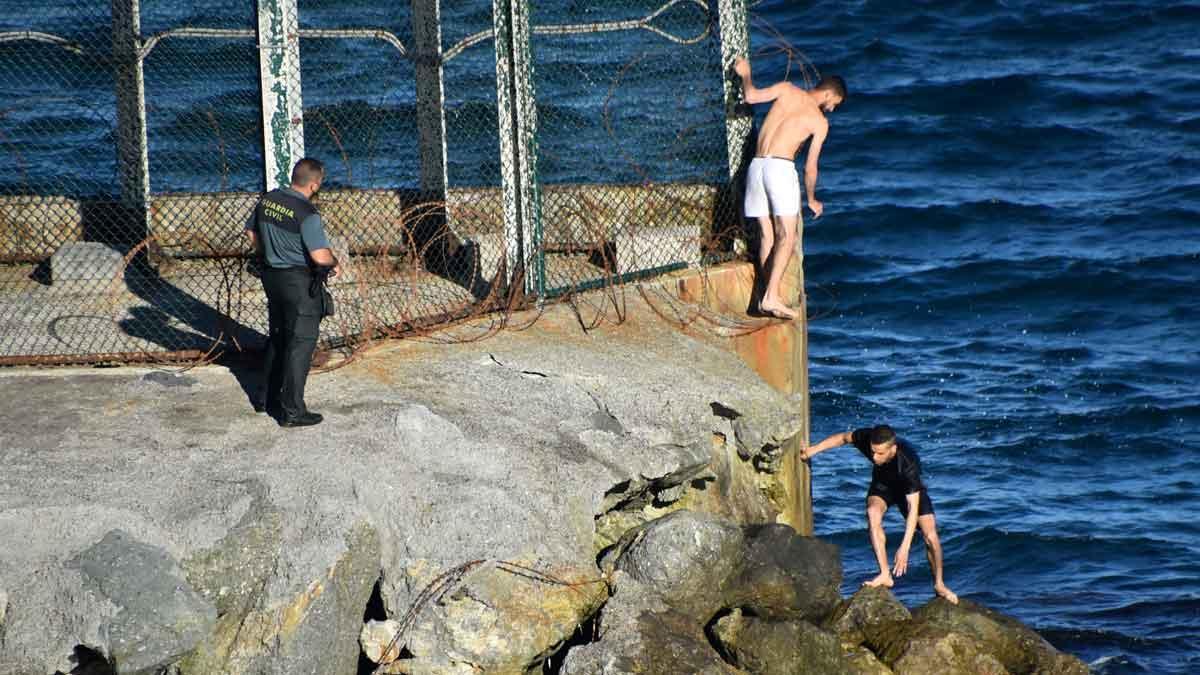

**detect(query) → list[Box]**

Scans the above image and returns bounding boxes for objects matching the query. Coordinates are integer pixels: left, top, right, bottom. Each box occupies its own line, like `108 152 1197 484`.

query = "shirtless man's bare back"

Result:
735 57 845 319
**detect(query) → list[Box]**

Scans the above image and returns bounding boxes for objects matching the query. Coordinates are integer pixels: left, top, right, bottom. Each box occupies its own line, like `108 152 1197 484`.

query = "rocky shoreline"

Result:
0 299 1087 674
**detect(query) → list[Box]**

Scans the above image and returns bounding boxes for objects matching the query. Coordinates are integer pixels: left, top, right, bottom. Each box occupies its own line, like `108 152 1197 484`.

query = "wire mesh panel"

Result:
136 1 266 356
0 2 133 361
0 0 750 366
293 0 515 349
526 0 738 297
441 3 509 309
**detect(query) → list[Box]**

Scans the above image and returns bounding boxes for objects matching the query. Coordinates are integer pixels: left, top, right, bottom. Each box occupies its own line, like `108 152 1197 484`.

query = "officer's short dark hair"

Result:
870 425 896 446
291 158 325 187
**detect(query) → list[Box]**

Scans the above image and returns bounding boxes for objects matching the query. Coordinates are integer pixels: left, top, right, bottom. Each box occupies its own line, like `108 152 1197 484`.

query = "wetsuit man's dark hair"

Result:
815 75 848 102
870 425 896 446
291 157 325 187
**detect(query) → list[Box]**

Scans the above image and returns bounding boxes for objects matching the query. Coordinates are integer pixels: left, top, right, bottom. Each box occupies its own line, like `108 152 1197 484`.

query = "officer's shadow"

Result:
120 304 267 410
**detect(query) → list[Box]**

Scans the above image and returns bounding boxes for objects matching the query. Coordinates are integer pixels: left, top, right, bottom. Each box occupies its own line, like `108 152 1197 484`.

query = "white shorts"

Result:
743 156 800 218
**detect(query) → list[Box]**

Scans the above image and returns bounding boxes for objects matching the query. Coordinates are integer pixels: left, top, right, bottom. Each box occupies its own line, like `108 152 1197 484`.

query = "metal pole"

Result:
411 0 448 199
492 0 542 297
256 0 305 190
717 0 752 182
112 0 149 213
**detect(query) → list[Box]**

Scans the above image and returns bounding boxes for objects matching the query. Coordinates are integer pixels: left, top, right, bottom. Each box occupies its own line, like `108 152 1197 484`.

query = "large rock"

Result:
864 598 1089 675
606 510 746 618
729 523 842 622
392 563 607 673
177 507 380 675
579 512 844 674
70 530 217 674
560 576 736 675
908 599 1089 675
0 296 806 674
889 630 1009 675
710 608 849 675
824 585 912 648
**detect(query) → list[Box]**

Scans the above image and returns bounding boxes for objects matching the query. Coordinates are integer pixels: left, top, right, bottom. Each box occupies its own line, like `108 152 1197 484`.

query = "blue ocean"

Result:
775 2 1200 673
2 0 1198 672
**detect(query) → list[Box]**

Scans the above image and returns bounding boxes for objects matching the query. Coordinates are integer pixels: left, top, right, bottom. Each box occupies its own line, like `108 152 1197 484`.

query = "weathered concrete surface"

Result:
671 258 812 534
0 293 804 674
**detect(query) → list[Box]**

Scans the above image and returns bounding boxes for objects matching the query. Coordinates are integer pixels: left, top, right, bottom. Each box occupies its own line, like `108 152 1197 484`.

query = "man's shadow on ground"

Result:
75 199 266 407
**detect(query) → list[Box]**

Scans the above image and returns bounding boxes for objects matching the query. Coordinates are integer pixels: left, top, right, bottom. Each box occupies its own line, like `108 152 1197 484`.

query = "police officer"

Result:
245 158 339 427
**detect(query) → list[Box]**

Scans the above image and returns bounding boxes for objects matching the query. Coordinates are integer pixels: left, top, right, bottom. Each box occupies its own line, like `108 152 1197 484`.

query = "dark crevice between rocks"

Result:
540 608 602 674
57 644 114 675
358 575 412 675
363 576 388 622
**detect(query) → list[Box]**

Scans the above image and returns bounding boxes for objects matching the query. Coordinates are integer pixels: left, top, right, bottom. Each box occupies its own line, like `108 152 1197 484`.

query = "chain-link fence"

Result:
0 0 756 366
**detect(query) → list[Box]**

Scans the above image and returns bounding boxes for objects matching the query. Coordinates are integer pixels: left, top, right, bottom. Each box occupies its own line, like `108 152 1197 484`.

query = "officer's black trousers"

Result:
261 266 323 418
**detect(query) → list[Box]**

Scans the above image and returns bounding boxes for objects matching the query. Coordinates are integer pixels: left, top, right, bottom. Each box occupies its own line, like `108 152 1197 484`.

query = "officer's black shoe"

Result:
279 412 323 428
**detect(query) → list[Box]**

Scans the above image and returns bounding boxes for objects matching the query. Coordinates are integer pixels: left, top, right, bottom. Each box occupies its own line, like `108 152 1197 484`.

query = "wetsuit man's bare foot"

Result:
864 573 894 589
759 298 799 320
934 583 959 604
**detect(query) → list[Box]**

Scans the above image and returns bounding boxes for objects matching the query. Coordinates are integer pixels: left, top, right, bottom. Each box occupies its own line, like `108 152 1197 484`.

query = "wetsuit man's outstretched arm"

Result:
801 431 852 460
893 491 921 577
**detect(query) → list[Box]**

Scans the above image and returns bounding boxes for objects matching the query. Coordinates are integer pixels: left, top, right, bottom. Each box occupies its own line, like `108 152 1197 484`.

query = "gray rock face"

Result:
824 586 913 648
711 609 848 675
610 510 746 618
397 563 607 673
560 576 737 675
908 599 1089 675
574 511 844 673
70 530 216 675
730 524 842 622
864 597 1090 675
0 298 806 674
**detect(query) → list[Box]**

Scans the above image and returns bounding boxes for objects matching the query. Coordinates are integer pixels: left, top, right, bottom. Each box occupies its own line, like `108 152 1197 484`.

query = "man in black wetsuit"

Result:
245 158 339 427
803 424 959 603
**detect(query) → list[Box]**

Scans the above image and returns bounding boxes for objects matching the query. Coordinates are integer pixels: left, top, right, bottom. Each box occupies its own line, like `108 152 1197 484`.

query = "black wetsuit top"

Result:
852 428 934 516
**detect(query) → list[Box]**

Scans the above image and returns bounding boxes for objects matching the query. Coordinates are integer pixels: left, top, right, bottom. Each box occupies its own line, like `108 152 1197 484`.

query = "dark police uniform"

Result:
246 187 331 421
851 428 935 517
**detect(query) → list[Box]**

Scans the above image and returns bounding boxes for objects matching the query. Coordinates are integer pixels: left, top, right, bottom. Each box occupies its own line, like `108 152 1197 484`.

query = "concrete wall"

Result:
0 195 84 261
673 243 811 535
0 183 723 261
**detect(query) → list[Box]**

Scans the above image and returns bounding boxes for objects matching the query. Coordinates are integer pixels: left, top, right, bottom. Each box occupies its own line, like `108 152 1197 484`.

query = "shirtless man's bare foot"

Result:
863 572 894 589
934 583 959 604
759 299 799 320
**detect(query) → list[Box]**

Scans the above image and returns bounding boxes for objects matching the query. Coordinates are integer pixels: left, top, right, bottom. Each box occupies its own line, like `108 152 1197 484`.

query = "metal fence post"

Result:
718 0 752 183
492 0 543 297
412 0 448 200
112 0 149 215
256 0 305 190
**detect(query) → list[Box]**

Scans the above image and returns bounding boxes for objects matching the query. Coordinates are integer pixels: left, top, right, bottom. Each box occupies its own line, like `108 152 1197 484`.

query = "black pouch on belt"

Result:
309 268 335 318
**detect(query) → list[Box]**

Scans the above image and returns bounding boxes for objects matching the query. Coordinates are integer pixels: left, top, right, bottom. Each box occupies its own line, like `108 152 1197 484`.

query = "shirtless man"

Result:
802 425 960 604
734 57 845 319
